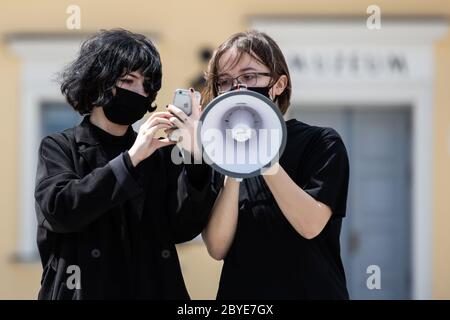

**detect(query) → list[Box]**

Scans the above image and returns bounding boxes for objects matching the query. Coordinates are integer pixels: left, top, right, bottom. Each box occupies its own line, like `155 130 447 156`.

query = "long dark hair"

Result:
202 30 292 114
60 28 162 115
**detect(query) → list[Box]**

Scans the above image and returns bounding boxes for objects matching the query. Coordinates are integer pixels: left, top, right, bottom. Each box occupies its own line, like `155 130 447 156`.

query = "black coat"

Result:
34 116 216 300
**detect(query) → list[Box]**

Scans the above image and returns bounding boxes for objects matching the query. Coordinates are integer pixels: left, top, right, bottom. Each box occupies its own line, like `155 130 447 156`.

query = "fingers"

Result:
153 137 177 150
169 116 184 129
148 117 172 128
164 128 176 134
189 88 200 118
167 105 189 122
140 112 173 133
140 117 172 134
189 88 199 107
166 128 181 142
150 111 174 119
143 111 173 126
144 123 172 138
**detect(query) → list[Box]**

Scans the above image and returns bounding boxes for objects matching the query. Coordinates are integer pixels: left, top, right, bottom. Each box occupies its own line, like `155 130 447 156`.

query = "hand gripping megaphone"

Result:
197 87 287 179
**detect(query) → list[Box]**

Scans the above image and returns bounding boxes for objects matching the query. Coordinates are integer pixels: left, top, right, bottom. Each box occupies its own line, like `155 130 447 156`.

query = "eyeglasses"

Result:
215 72 272 93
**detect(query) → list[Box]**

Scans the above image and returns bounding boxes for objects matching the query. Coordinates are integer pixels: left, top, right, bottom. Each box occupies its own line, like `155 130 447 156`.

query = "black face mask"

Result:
103 87 156 125
230 85 274 100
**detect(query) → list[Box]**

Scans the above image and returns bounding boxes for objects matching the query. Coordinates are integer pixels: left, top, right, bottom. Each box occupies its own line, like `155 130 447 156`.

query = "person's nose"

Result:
232 77 242 86
136 85 148 97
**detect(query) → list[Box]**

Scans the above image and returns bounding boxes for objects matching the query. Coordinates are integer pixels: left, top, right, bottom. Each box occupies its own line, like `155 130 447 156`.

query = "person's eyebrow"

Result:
217 72 231 78
239 67 258 73
218 66 258 78
120 73 140 79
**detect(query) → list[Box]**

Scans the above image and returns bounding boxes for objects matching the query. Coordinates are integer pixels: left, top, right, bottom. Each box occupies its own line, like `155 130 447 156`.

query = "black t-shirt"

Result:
215 118 350 300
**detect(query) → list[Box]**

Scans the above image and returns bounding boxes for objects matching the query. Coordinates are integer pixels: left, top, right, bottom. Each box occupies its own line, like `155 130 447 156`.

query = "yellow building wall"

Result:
434 30 450 300
0 0 449 299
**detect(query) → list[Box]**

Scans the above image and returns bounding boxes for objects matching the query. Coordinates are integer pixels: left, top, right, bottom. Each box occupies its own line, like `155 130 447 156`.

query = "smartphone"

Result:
168 89 201 142
172 89 201 117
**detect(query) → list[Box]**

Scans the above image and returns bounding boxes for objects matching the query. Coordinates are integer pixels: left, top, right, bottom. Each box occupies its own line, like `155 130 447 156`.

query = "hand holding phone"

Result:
172 89 201 117
167 89 201 142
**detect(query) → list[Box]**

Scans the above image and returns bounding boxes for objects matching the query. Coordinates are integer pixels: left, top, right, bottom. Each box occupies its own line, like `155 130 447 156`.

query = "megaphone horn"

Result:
198 89 287 179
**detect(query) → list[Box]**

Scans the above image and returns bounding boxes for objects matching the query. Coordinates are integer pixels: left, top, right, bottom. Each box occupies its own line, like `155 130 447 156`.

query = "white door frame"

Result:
251 19 448 299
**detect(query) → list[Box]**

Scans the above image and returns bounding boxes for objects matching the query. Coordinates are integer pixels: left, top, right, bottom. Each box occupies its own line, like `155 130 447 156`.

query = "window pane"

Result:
40 101 82 137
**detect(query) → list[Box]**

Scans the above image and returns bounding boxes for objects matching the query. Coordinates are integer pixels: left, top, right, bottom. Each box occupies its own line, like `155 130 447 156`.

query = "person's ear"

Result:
270 75 288 99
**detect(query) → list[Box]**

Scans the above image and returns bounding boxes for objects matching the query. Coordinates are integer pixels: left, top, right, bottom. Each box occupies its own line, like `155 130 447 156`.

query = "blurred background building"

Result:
0 0 449 300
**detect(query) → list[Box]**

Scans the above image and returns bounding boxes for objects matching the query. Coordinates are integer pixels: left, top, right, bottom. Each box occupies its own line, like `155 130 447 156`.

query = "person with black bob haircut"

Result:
35 28 213 299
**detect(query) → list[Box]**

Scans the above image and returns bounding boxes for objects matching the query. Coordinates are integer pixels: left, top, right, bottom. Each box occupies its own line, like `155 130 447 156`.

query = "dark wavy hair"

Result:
60 29 162 115
202 30 292 114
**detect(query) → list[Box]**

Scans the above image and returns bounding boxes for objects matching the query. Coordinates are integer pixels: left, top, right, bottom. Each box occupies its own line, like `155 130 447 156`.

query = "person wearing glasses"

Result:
201 30 350 299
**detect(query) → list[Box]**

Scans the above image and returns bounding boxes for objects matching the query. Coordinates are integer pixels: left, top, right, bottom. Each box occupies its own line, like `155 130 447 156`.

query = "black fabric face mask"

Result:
230 85 274 100
247 86 271 99
103 86 156 125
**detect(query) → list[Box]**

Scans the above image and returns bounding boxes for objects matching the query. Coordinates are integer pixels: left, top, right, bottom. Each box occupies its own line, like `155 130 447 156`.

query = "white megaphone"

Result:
197 87 287 179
